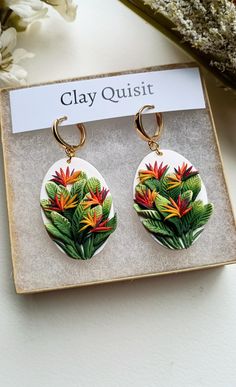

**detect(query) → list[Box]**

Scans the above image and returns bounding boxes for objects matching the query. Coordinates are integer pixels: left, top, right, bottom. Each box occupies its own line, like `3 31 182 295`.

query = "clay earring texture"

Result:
133 105 214 250
40 116 117 260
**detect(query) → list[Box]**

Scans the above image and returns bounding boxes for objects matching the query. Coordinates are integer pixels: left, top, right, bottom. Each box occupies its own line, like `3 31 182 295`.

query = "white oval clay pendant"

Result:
40 157 117 260
133 149 213 250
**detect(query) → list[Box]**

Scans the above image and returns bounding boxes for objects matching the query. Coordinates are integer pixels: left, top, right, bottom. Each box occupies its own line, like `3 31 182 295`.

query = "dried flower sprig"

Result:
0 0 77 87
121 0 236 90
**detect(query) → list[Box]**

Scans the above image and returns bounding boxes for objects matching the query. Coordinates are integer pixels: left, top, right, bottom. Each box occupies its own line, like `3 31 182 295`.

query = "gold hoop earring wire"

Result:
52 116 86 163
134 105 163 156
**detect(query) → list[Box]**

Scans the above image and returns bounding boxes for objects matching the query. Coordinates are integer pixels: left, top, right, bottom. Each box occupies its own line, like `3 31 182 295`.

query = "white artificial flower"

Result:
6 0 48 29
43 0 77 21
0 26 34 87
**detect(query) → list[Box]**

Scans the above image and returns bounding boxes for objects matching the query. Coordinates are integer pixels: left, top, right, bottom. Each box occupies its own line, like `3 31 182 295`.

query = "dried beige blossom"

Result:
144 0 236 85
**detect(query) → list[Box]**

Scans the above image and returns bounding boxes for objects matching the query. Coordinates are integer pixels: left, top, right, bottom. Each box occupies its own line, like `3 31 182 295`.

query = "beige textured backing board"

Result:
1 64 236 294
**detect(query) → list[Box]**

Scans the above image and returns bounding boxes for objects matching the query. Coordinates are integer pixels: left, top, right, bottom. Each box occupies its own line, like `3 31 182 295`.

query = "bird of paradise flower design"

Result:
139 161 168 183
41 166 117 260
134 160 213 250
161 195 192 220
51 166 81 186
167 163 199 190
135 187 157 209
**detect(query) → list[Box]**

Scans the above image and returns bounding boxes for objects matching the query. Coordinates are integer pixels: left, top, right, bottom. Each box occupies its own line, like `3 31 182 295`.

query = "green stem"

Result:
181 233 189 249
76 243 85 259
156 235 172 249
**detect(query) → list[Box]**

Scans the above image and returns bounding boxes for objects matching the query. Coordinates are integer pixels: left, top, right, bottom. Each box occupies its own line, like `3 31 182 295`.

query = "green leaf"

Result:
153 235 172 249
90 205 103 218
55 240 82 259
86 177 101 194
153 227 205 250
80 191 90 204
133 203 142 212
93 233 110 249
181 190 193 202
79 171 87 181
180 232 191 249
155 194 185 235
102 196 112 219
45 182 58 199
83 234 95 259
40 199 50 208
41 201 52 220
165 216 183 236
74 243 87 259
71 204 85 236
158 176 169 199
180 213 193 234
70 179 87 201
93 234 110 251
154 193 170 215
143 219 174 236
107 213 117 230
133 203 161 220
192 203 214 229
192 228 204 241
167 185 181 202
144 178 160 191
171 235 185 249
61 210 75 223
159 175 182 201
93 213 117 248
154 234 183 249
183 200 203 224
45 223 73 245
50 211 72 238
181 201 213 233
182 175 201 201
57 185 70 197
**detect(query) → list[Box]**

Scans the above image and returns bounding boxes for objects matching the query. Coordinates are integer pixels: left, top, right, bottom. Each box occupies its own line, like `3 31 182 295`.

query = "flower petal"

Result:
0 27 17 55
12 48 34 63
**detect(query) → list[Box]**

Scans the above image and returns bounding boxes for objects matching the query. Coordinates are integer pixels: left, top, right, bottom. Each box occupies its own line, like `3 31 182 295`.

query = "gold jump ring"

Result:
134 105 163 156
52 116 86 163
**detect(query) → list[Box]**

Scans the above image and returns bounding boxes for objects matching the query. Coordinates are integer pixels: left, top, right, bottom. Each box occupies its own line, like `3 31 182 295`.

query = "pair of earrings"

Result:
40 105 213 260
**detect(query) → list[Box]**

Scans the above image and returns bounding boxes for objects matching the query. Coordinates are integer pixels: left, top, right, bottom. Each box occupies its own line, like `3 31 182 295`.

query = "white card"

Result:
9 67 205 134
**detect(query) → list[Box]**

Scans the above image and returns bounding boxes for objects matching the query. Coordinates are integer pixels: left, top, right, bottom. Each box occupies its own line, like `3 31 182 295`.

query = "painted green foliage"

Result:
41 166 117 259
134 160 213 249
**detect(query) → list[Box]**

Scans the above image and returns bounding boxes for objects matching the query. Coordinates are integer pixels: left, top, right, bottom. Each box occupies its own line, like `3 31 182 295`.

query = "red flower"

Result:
139 161 168 183
174 163 198 181
168 163 198 190
79 212 112 233
161 195 192 220
45 193 78 212
51 166 81 186
81 188 109 209
135 187 157 209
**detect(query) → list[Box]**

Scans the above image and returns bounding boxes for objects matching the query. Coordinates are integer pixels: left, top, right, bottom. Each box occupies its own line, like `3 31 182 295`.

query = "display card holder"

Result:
1 63 236 294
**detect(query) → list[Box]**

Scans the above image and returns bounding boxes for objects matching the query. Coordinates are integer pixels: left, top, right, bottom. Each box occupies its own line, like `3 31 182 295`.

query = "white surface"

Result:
10 67 205 133
0 0 236 386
